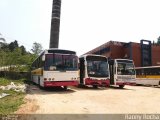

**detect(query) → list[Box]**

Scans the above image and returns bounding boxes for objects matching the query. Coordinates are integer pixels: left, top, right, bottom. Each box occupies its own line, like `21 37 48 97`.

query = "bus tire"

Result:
119 85 124 88
78 84 85 88
38 79 43 89
106 85 109 88
93 85 98 89
63 86 68 90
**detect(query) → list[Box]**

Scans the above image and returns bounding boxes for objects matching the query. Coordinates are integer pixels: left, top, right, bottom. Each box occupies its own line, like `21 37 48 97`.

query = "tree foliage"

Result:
157 36 160 45
0 40 38 72
31 42 43 55
8 40 19 51
0 36 6 48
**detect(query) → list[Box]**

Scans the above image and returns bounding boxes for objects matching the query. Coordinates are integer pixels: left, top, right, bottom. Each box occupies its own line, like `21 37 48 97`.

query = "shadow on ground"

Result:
26 84 76 95
109 85 135 90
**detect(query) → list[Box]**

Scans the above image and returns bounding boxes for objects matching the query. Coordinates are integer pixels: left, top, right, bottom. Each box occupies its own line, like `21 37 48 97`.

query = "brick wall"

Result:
131 43 141 67
152 45 160 66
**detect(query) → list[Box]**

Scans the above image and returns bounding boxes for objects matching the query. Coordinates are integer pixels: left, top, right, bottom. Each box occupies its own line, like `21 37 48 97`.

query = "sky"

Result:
0 0 160 56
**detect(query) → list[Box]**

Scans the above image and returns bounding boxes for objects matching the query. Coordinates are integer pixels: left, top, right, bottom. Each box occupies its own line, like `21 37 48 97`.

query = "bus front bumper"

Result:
85 78 110 86
116 81 136 86
44 81 78 87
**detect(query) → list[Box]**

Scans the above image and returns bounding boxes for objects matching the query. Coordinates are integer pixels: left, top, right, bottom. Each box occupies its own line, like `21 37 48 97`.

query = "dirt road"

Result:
16 85 160 115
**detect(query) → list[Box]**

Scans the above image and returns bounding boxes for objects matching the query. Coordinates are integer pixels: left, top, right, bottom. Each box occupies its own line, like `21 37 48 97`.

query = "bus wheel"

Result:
38 79 41 87
78 84 85 88
38 79 43 89
93 85 98 89
63 86 68 90
119 85 124 89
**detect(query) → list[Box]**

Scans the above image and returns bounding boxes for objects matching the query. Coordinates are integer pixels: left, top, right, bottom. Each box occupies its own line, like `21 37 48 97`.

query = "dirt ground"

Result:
15 84 160 120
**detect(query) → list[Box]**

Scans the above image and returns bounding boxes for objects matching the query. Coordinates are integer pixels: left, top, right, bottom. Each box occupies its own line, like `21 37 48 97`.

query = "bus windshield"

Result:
87 60 109 77
45 54 78 71
117 62 135 75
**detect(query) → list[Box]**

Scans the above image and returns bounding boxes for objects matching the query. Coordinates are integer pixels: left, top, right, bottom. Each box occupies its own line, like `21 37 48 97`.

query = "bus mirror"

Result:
42 55 45 61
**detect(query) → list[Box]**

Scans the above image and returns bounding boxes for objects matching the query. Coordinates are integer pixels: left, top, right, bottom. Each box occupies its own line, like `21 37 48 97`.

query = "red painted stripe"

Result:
116 82 136 86
85 78 110 86
44 81 78 87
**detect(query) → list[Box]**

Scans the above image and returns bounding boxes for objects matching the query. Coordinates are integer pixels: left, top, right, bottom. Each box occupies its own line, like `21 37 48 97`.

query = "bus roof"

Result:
32 48 77 65
114 59 133 61
47 49 76 55
79 54 107 59
135 66 160 69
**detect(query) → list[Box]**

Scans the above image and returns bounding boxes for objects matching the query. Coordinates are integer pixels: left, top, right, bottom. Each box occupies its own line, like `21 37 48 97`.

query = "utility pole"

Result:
49 0 61 48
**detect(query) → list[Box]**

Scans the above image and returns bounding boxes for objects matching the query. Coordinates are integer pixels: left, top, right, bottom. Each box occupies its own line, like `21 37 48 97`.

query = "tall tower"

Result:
49 0 61 48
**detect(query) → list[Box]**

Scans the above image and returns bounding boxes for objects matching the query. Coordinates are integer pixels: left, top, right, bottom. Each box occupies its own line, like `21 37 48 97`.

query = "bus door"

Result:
79 58 85 84
109 60 114 85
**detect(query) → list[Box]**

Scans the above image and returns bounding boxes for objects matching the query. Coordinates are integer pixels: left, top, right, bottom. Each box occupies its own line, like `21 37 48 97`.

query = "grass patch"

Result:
0 77 26 115
0 77 26 86
0 90 25 115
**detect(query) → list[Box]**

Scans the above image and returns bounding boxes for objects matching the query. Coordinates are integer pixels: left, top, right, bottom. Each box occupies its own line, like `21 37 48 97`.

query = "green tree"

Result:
0 34 6 48
0 40 38 72
1 43 9 51
21 53 37 71
0 50 7 66
31 42 43 55
20 45 26 55
157 36 160 45
8 40 19 51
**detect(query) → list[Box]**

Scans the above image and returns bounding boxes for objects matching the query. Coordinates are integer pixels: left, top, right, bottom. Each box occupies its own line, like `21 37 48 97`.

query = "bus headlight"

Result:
71 77 77 80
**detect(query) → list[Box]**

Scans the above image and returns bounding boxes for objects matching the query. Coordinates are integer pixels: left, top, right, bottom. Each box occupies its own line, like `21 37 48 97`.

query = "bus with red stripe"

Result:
79 54 110 88
31 48 79 90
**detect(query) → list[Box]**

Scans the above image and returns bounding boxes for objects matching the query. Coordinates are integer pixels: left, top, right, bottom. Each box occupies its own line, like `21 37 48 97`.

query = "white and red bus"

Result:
79 54 110 88
31 48 79 89
109 59 136 88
